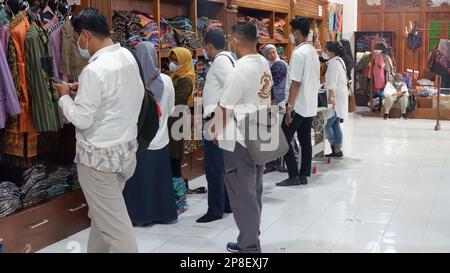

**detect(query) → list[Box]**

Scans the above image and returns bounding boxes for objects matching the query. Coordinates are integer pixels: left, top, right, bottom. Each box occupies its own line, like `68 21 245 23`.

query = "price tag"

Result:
318 5 323 17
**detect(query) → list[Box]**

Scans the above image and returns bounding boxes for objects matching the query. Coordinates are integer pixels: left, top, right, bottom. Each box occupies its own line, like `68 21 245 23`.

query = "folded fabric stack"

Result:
237 16 271 40
195 58 208 95
417 78 434 86
113 11 159 50
417 87 438 97
61 165 80 192
172 177 188 215
137 14 159 47
46 167 74 198
21 165 49 208
197 16 224 46
112 11 128 47
166 16 201 50
0 182 21 219
160 17 177 50
274 17 287 43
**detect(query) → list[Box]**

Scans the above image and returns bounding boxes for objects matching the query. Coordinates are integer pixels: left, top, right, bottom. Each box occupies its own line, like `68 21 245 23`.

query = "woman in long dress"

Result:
123 42 178 226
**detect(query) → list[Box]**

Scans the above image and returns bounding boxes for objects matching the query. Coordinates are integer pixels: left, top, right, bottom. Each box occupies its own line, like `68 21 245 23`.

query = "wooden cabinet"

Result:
358 0 450 77
236 0 290 13
54 191 90 240
0 191 90 253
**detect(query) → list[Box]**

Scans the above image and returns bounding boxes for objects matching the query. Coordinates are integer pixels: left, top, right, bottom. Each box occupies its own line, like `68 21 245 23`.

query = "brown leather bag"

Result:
348 83 357 113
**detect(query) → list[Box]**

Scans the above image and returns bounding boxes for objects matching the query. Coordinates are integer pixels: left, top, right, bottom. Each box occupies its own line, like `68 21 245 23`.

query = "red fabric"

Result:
374 53 386 90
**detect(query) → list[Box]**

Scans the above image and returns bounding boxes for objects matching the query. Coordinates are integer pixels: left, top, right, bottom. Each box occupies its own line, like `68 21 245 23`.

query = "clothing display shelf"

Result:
354 31 396 107
294 0 328 61
105 0 229 67
234 1 292 57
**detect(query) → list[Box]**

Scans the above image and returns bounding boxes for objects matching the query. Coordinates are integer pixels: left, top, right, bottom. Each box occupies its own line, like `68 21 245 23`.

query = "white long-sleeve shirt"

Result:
325 56 349 120
59 43 145 148
202 52 235 118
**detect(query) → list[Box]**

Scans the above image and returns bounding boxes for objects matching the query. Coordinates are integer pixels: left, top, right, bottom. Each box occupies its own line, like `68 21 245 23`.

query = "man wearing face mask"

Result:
53 8 145 253
197 29 234 223
277 17 321 187
210 23 273 253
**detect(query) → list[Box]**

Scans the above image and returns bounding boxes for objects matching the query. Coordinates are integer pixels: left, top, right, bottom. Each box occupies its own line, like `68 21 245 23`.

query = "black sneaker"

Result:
402 114 408 120
333 151 344 158
196 213 222 223
276 177 301 187
226 242 261 253
299 176 308 185
384 114 389 120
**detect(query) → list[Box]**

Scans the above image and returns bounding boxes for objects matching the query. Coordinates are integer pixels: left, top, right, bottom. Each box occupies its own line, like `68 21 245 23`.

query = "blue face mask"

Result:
77 32 91 59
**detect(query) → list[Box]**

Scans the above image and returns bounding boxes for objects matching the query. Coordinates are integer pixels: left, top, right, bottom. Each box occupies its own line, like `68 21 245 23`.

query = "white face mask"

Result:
169 62 179 72
202 48 209 60
289 33 296 45
307 30 314 43
77 32 91 59
321 52 330 60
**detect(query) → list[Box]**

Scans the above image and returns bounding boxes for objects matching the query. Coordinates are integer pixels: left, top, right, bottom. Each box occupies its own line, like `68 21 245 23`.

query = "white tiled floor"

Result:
39 114 450 253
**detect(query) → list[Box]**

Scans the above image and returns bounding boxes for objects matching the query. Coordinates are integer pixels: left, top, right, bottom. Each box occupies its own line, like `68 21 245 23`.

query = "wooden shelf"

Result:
159 50 172 58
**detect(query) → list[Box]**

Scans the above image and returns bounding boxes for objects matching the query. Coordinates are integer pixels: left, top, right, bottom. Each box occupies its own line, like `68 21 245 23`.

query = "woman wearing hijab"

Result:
167 47 195 181
263 44 288 105
263 44 288 173
123 42 178 226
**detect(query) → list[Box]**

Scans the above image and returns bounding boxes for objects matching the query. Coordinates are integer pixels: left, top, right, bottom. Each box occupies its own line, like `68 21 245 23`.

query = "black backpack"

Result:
132 53 161 150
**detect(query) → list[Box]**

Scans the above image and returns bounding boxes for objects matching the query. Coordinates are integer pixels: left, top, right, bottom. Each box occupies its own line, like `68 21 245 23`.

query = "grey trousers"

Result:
77 156 138 253
223 143 264 252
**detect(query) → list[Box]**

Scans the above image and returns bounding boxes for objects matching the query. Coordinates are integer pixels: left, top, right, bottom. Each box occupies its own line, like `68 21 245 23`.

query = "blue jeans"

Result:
203 139 231 217
325 115 343 148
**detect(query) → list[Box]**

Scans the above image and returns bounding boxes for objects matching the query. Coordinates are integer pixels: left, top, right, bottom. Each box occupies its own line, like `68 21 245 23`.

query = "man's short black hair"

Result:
204 29 226 50
290 17 311 38
71 8 110 37
232 23 258 43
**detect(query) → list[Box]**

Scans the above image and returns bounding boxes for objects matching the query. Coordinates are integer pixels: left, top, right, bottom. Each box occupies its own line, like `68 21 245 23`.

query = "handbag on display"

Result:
407 22 423 50
348 80 357 113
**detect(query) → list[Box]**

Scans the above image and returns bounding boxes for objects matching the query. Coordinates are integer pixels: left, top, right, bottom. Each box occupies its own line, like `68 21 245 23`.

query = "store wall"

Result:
330 0 358 41
357 0 450 78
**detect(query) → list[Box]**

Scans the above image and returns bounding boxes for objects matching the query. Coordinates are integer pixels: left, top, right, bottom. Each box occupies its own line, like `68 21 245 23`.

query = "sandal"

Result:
184 178 207 194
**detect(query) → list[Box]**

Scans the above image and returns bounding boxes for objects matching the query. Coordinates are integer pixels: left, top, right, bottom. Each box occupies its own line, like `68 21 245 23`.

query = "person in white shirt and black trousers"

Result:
54 8 144 253
197 29 234 224
323 41 349 158
277 17 321 187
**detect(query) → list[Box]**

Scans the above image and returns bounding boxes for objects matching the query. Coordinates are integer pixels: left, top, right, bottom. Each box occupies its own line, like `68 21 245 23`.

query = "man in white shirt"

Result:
211 23 272 253
383 73 409 120
277 17 321 187
197 29 234 224
54 8 144 253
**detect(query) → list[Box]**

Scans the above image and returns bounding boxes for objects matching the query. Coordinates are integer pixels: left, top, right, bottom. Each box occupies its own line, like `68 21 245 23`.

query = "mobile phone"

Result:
50 77 64 84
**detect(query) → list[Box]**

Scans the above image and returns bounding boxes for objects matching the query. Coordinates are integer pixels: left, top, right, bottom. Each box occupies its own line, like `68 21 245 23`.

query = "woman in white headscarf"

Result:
263 44 288 105
263 44 288 173
123 41 178 226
